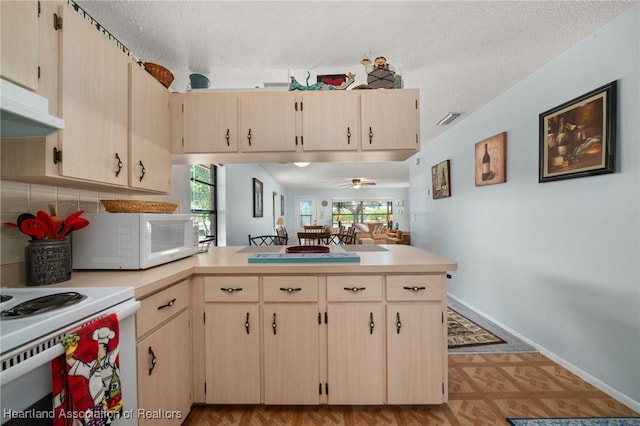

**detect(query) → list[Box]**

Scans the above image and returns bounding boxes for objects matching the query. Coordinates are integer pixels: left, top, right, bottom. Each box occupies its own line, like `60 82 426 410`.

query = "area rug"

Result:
507 418 640 426
448 307 506 348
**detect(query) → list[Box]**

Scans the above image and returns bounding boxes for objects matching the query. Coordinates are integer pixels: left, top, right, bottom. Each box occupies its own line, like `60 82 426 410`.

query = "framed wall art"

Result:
280 194 285 215
539 80 617 182
475 132 507 186
253 178 263 217
431 160 451 199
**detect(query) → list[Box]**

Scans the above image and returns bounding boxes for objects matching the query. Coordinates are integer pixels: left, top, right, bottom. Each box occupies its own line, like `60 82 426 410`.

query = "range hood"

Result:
1 78 64 137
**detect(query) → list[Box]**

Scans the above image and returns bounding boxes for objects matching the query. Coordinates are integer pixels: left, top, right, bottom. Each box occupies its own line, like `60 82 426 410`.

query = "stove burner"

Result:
0 292 87 319
0 294 12 303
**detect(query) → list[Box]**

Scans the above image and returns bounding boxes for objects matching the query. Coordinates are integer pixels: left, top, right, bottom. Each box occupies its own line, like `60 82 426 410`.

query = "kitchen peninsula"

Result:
28 245 456 421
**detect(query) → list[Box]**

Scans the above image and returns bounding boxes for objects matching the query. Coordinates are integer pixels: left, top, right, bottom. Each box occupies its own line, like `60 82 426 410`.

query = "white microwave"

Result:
72 213 199 270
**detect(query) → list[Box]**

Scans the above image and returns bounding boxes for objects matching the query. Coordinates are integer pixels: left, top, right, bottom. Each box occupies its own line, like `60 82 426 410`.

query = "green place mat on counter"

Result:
237 246 284 253
341 245 388 252
248 253 360 263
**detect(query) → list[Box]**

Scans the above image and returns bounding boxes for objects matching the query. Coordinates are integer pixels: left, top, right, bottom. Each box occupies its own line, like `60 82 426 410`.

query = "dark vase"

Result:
25 239 72 285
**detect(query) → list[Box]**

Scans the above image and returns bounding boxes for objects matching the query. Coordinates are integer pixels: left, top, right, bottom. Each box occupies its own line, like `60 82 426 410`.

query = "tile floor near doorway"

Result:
182 301 639 425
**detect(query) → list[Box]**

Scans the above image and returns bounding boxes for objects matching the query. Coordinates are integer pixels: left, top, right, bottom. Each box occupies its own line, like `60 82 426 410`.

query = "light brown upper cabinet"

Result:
238 91 298 152
360 89 420 151
183 92 239 153
297 91 360 152
1 0 39 90
129 63 172 193
57 4 129 186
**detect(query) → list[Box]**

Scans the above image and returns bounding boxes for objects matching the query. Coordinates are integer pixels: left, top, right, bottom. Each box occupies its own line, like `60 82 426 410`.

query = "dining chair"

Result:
248 234 287 246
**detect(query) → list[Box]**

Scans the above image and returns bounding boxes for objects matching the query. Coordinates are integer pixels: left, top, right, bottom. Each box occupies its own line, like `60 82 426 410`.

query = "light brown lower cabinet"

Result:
136 280 192 426
199 273 447 406
136 310 191 426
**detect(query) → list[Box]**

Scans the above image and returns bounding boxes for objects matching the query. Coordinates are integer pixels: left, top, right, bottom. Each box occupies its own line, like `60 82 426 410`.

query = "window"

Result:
332 200 392 227
190 164 217 245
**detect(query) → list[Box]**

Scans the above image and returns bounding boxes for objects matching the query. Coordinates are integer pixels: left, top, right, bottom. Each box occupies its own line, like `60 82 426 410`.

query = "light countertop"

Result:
17 245 457 299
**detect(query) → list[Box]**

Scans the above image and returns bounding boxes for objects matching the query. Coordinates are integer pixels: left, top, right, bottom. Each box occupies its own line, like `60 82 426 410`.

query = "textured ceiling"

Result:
76 0 635 189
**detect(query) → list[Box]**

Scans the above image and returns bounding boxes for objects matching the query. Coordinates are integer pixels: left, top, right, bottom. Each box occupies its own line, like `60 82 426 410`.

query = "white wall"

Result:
411 5 639 407
222 164 287 246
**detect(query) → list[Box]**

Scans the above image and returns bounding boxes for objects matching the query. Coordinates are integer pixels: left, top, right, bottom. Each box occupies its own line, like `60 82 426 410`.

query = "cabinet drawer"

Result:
137 279 189 337
327 275 383 302
386 275 443 301
263 276 318 302
204 276 259 302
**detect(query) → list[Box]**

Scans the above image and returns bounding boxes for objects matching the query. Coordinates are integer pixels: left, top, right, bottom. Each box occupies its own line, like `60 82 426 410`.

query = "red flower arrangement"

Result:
4 210 89 240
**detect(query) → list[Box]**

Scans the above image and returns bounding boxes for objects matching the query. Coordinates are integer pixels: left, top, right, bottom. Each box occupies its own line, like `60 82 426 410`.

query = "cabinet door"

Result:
137 310 192 426
183 92 238 153
238 92 297 152
204 303 260 403
327 303 384 404
263 303 320 404
58 5 129 186
300 91 360 151
360 89 420 151
129 63 171 192
1 1 38 90
386 303 444 404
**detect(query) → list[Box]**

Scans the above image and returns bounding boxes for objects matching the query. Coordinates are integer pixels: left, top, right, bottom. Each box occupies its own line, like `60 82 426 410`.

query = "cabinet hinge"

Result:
53 13 62 30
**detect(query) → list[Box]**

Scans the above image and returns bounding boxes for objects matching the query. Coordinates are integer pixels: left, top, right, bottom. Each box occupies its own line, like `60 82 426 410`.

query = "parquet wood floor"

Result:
181 353 639 425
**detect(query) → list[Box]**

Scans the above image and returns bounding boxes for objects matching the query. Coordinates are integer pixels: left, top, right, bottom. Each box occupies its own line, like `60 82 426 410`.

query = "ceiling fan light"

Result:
435 112 461 126
294 162 310 168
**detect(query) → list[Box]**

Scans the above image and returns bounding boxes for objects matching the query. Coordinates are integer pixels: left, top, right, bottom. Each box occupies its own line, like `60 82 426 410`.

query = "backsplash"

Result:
0 179 180 285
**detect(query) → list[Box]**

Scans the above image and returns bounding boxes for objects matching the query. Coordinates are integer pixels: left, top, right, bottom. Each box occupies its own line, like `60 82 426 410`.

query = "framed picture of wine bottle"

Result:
539 80 617 183
431 159 451 199
475 132 507 186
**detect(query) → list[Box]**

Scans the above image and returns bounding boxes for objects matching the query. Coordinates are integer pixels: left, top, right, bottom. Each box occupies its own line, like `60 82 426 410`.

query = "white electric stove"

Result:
0 286 140 426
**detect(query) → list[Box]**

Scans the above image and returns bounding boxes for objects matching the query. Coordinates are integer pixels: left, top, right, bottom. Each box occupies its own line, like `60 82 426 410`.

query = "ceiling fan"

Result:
337 178 377 189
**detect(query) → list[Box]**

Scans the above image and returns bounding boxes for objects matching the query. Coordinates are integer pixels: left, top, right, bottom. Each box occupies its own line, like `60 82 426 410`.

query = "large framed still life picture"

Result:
253 178 263 217
431 160 451 199
539 80 617 183
475 132 507 186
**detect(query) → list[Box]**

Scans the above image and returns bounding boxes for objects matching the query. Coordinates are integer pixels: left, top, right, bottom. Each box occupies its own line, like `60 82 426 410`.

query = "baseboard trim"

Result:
447 292 640 414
